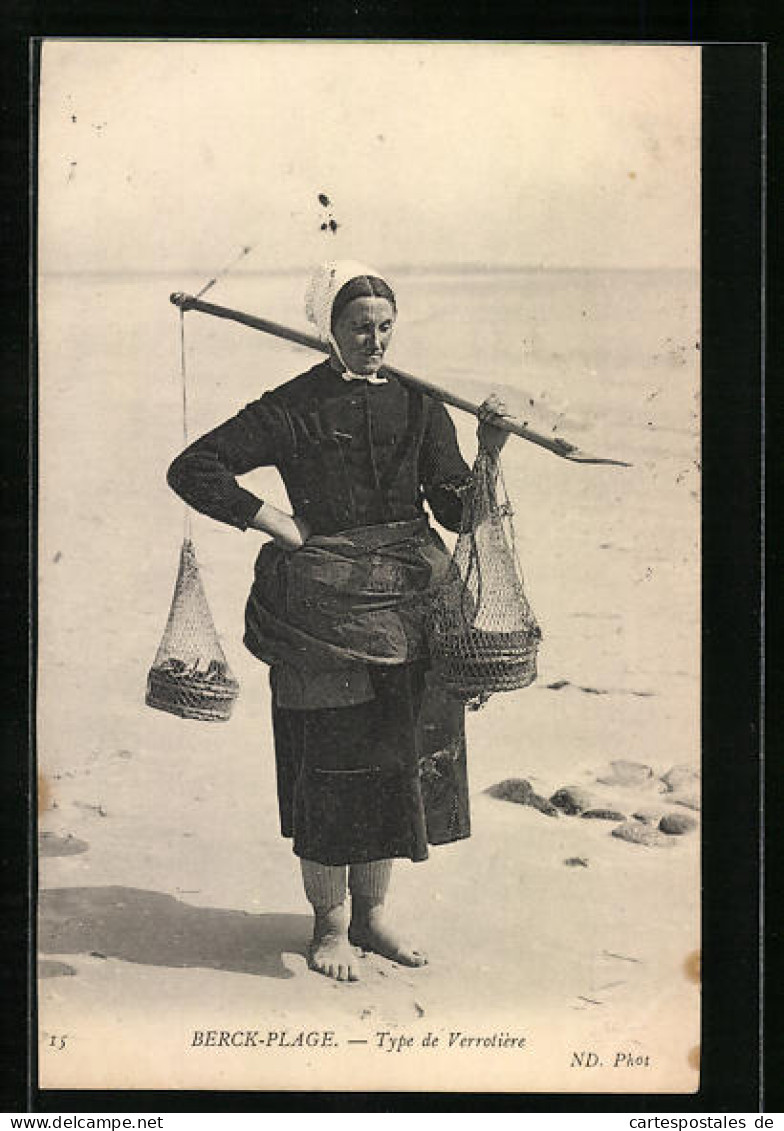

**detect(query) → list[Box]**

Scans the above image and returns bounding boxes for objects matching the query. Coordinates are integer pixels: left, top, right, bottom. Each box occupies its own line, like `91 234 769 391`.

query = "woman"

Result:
167 260 508 982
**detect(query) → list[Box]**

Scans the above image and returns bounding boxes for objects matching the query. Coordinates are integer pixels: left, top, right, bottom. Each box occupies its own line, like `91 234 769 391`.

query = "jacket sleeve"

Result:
167 394 293 530
418 398 474 533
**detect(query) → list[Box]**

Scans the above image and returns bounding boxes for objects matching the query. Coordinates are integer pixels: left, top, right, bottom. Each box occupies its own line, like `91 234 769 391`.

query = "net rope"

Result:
145 308 239 721
427 446 542 709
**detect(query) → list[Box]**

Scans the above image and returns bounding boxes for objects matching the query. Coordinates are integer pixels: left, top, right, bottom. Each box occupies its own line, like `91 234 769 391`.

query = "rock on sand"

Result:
486 778 533 805
632 808 664 825
528 792 560 818
660 765 700 794
581 808 627 821
550 785 593 815
612 821 676 848
486 779 559 817
596 760 655 789
659 813 697 835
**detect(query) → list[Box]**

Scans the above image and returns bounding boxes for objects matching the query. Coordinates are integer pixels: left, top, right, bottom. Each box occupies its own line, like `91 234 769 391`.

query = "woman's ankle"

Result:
349 895 384 932
313 901 350 940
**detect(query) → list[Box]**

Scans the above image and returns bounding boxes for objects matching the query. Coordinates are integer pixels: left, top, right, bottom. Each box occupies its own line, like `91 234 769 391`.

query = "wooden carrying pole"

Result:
170 291 630 467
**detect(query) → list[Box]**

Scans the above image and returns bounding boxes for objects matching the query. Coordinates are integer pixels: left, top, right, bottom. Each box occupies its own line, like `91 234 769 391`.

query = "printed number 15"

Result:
49 1035 68 1050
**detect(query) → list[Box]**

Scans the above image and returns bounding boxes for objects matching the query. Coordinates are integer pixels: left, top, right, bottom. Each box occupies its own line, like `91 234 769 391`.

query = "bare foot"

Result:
308 906 360 983
349 905 427 968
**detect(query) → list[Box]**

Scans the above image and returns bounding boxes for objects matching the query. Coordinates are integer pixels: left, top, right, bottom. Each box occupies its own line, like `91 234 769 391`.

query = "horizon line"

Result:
40 262 699 279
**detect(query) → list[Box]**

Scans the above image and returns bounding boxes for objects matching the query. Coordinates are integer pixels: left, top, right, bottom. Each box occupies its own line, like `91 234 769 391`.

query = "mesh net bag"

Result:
428 448 542 709
146 538 240 722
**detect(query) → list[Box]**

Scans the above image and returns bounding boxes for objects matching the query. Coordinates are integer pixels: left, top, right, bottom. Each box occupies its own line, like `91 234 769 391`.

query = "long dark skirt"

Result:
270 663 470 866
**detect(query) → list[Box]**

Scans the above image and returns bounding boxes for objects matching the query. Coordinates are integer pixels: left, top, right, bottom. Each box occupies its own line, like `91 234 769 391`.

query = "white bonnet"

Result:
304 260 391 342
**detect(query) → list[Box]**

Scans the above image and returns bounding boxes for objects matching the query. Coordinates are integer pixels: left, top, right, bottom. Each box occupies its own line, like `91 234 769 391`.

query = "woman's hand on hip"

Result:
477 393 511 458
250 502 310 551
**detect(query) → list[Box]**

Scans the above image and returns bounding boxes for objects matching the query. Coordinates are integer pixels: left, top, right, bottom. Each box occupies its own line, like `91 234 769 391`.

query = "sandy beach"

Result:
36 265 700 1094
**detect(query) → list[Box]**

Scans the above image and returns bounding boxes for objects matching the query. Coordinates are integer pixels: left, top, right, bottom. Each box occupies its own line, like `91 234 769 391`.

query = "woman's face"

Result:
331 296 396 376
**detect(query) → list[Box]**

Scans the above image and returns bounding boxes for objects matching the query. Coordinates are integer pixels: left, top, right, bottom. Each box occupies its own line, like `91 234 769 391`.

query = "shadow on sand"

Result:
38 959 77 979
39 833 90 858
39 886 310 980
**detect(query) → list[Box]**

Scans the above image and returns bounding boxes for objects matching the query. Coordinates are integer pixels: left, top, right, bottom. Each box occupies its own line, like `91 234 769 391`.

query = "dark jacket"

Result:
166 362 474 709
167 361 472 536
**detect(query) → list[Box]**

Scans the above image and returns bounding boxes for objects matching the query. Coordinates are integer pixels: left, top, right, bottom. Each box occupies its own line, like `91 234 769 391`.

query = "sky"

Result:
38 41 700 274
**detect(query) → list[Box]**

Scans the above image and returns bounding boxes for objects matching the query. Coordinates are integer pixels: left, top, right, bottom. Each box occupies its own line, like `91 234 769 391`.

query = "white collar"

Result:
340 369 387 384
